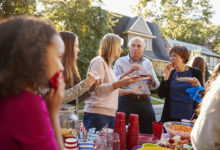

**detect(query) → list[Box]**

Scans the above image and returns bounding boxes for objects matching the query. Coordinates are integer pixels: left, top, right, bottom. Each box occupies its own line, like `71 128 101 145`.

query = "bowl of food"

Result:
163 121 193 138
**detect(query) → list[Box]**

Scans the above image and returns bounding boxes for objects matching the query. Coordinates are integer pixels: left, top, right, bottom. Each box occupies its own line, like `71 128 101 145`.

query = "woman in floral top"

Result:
60 31 100 121
40 32 98 112
60 31 97 103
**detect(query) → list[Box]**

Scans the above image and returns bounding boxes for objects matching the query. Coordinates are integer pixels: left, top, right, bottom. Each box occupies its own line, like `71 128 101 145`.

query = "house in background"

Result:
112 13 220 75
164 38 220 71
112 14 170 76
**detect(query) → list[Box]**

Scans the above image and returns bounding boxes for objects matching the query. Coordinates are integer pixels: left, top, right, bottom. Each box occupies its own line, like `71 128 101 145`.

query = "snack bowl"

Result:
163 121 193 138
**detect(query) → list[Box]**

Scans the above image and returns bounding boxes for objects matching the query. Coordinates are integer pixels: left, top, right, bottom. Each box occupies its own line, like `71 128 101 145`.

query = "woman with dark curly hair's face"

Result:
0 17 65 150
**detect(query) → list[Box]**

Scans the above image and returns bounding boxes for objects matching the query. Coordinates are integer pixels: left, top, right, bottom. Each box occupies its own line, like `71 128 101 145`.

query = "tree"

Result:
42 0 117 78
132 0 220 52
211 29 220 53
0 0 37 17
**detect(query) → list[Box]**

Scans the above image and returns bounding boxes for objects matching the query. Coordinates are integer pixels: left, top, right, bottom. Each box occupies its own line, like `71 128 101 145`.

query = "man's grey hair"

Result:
128 36 146 49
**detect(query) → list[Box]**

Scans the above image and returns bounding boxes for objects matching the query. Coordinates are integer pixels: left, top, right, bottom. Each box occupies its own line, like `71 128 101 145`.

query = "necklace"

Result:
176 66 187 79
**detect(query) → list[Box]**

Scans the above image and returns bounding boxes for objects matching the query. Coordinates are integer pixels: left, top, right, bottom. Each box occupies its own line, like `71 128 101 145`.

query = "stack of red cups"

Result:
127 114 139 150
114 112 126 150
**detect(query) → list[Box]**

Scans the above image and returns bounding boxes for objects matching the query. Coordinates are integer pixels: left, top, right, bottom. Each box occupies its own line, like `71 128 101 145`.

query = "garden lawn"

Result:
78 94 164 120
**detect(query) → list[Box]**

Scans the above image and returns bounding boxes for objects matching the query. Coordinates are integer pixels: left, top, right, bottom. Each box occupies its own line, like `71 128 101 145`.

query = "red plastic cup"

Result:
127 114 139 150
128 114 139 132
129 115 139 127
116 112 125 120
152 122 163 140
114 112 126 150
127 133 139 150
129 114 139 123
114 112 126 132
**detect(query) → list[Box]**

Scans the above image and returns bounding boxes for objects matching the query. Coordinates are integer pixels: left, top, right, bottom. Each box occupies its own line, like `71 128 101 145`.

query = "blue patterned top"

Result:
169 69 194 119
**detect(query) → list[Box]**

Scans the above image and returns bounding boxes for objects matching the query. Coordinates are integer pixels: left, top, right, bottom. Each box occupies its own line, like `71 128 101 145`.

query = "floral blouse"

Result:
63 80 89 104
38 79 90 104
39 80 90 120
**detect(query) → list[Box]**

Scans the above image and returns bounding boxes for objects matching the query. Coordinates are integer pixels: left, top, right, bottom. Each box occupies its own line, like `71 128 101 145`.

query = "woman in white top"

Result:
83 33 142 131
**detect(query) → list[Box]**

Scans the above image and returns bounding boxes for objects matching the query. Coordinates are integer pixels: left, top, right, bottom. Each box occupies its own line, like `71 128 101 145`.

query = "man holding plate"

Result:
114 36 160 134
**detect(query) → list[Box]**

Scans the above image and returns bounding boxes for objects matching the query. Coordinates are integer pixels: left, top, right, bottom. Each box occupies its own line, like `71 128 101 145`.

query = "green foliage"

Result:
79 102 85 110
211 26 220 53
132 0 220 52
0 0 37 17
42 0 117 78
0 0 117 78
120 47 129 57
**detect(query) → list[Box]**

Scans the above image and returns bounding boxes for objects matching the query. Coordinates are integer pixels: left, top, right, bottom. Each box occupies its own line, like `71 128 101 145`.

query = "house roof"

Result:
112 14 130 37
147 22 170 61
123 16 154 37
166 38 220 58
124 16 138 32
144 50 168 62
112 14 170 61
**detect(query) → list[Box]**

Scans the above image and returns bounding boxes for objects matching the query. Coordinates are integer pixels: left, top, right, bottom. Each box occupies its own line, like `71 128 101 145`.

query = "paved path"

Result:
153 104 164 121
151 96 164 121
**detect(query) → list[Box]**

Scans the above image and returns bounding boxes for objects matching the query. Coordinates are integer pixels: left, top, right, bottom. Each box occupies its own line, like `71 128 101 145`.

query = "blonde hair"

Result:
98 33 123 65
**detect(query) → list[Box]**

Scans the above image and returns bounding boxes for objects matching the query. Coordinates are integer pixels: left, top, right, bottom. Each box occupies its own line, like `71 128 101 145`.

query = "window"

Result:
144 39 148 50
207 56 210 65
210 57 214 67
214 57 217 67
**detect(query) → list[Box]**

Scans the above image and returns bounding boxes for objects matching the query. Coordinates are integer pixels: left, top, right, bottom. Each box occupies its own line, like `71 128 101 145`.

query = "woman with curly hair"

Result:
0 17 65 150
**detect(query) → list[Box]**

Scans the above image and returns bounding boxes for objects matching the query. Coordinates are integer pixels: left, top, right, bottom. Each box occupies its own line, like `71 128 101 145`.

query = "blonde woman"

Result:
83 33 141 131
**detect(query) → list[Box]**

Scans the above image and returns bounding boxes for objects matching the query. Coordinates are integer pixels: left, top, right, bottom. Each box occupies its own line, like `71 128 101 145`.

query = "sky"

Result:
101 0 220 26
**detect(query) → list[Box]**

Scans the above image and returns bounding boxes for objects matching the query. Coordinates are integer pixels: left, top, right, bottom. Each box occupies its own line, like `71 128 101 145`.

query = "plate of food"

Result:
157 135 193 149
135 74 151 81
175 77 194 82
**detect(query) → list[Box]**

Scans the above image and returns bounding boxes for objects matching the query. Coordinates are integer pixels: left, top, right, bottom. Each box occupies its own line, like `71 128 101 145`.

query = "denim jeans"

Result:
118 95 156 134
83 112 115 131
